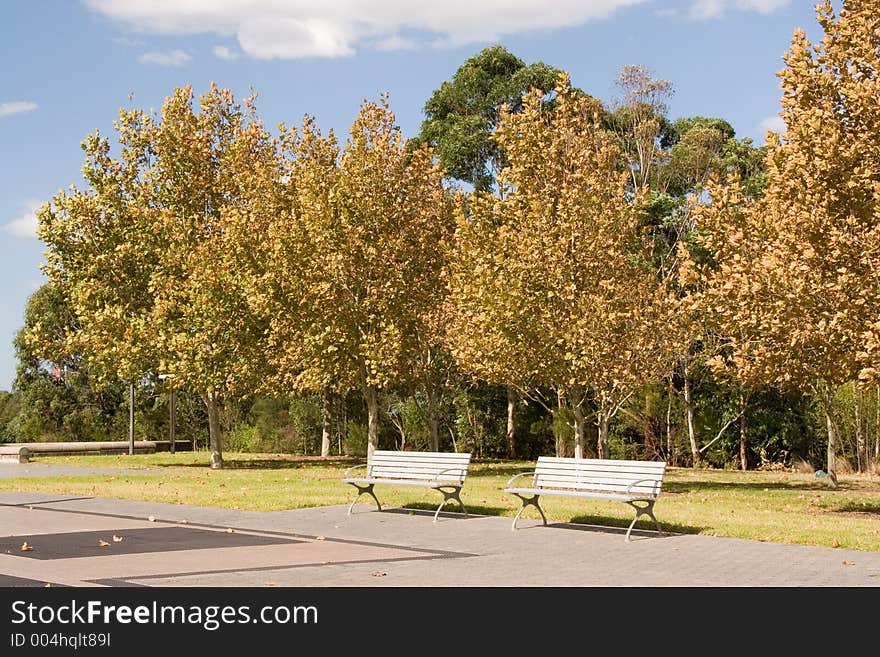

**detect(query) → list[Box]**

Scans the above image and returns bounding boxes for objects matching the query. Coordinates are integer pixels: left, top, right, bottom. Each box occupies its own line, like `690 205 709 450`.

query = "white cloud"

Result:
238 17 354 58
735 0 790 13
690 0 724 20
212 45 239 60
138 49 192 66
373 34 418 52
113 36 144 46
1 200 42 239
85 0 649 59
759 114 786 135
0 101 37 118
690 0 790 20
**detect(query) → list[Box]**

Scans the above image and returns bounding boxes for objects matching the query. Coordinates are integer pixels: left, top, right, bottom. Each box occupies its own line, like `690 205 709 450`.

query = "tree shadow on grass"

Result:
826 501 880 515
172 457 358 471
470 463 533 478
662 479 859 495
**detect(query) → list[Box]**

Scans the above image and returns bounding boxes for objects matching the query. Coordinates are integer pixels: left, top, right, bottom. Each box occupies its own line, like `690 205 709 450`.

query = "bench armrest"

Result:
432 467 468 485
505 471 536 488
343 463 369 478
626 478 661 497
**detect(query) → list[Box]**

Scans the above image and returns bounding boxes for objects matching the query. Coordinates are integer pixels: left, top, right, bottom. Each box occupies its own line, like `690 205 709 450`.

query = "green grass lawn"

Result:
2 451 879 551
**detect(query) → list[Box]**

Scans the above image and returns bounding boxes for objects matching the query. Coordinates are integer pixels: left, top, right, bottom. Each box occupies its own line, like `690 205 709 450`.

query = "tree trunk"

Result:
425 385 440 452
852 382 863 473
555 389 566 457
597 409 610 459
683 362 699 467
569 389 586 459
875 386 879 462
204 391 223 470
338 394 348 456
739 391 748 471
506 387 516 458
819 383 838 488
365 385 379 462
666 379 674 466
321 389 332 458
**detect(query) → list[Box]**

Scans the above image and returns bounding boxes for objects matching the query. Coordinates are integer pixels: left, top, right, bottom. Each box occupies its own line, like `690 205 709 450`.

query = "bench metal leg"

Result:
511 494 547 530
433 487 467 522
347 483 381 514
624 499 661 542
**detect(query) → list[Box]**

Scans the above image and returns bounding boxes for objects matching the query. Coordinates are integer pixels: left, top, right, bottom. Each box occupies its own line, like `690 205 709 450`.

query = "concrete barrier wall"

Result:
0 441 157 462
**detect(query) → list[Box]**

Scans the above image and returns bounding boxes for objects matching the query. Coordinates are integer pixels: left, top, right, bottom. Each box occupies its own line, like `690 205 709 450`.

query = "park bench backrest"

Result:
368 451 471 484
533 457 666 498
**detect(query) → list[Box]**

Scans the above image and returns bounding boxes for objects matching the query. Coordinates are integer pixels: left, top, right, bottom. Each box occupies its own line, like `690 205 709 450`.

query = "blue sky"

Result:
0 0 823 391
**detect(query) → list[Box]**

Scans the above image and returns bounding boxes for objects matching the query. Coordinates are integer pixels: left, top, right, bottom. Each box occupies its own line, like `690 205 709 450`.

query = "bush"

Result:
345 421 368 457
224 425 263 452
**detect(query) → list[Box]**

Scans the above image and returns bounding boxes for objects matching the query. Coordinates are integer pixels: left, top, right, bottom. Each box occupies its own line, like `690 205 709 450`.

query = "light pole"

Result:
158 374 176 454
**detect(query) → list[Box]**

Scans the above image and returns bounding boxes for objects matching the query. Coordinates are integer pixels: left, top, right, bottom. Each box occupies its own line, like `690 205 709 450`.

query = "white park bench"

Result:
504 456 666 541
342 450 472 522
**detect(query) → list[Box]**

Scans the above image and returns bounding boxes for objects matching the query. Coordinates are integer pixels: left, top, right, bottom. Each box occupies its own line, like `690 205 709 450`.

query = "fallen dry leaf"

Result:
20 542 33 552
843 560 854 566
98 540 110 548
112 535 124 542
371 571 386 577
832 540 841 548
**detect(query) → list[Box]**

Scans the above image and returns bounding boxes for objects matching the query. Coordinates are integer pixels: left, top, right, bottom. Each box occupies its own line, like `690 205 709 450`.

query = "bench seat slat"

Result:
369 458 471 467
532 477 660 493
535 466 664 479
534 470 663 486
371 451 470 461
537 457 666 468
343 477 462 488
505 487 657 501
368 465 469 474
533 458 666 470
368 464 469 473
531 483 661 496
367 474 466 483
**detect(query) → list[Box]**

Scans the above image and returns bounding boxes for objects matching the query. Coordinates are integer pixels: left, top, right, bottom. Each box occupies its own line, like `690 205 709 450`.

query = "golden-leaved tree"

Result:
449 75 677 458
690 0 880 484
258 98 452 460
237 115 339 456
683 172 776 470
39 85 276 469
37 104 160 390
